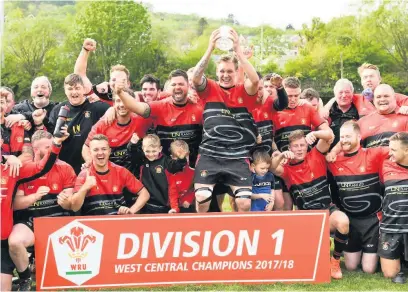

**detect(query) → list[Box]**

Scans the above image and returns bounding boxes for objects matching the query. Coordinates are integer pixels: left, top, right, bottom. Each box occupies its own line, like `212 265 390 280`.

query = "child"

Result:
167 140 195 213
127 134 187 214
250 150 275 211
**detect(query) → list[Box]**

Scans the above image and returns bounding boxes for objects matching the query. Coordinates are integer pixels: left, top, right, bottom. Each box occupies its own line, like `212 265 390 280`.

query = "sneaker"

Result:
17 278 32 291
330 257 343 279
392 272 406 284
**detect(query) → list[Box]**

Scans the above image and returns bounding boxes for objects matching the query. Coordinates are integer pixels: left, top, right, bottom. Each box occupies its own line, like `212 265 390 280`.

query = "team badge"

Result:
237 97 243 104
392 121 398 128
301 118 306 125
52 183 59 191
1 177 7 184
113 186 118 192
155 166 163 174
17 136 23 143
192 114 196 122
170 117 176 122
264 112 268 119
311 172 314 179
360 166 366 172
382 242 389 251
200 170 208 177
84 111 91 118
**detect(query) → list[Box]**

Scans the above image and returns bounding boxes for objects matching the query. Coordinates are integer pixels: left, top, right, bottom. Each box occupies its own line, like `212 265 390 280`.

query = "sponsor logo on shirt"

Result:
191 114 196 122
359 166 366 172
176 181 182 185
301 119 306 125
264 113 269 119
28 185 35 189
52 184 59 191
237 97 244 104
113 186 118 192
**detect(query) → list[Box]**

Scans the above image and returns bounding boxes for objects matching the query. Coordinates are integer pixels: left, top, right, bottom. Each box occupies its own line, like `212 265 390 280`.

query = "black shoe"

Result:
392 272 407 284
17 278 32 291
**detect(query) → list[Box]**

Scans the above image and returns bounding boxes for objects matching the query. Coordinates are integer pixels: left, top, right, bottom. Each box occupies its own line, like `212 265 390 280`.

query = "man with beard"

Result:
11 76 58 134
379 132 408 283
327 121 389 276
270 129 349 280
71 134 150 215
49 74 110 174
115 69 203 168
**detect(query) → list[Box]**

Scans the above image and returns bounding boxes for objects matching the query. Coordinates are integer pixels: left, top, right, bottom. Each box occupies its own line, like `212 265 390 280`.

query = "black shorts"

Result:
15 217 34 233
345 214 380 253
274 176 288 192
194 155 251 187
1 241 15 275
378 232 408 261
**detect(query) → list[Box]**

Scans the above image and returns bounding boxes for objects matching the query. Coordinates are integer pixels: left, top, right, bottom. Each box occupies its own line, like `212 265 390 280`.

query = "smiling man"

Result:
49 74 110 174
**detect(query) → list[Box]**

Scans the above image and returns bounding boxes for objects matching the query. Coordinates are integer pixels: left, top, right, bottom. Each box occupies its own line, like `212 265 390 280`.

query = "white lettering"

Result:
117 234 139 259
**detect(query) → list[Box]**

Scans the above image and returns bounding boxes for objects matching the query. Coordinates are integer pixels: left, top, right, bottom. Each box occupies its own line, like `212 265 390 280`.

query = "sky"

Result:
141 0 361 29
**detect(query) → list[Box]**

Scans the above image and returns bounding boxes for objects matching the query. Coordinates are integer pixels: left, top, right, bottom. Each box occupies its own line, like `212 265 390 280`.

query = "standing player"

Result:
7 130 75 290
115 69 203 167
327 121 389 275
191 28 261 212
48 74 110 174
378 132 408 283
71 134 150 215
271 129 349 279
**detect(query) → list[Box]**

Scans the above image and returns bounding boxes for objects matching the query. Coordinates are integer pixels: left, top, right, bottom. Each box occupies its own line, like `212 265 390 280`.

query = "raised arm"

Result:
113 81 151 118
192 29 220 91
74 38 96 93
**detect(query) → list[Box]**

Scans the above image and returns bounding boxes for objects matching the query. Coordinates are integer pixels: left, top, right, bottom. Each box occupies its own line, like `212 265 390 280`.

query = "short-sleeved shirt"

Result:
328 147 389 218
380 159 408 233
18 160 76 219
353 93 408 117
281 148 331 210
251 172 274 211
74 162 144 215
85 114 151 169
196 79 258 159
358 111 408 148
148 98 203 166
272 104 325 152
49 100 110 174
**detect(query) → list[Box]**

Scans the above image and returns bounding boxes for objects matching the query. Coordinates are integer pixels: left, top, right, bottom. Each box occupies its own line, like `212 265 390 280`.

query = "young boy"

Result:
250 150 275 211
127 134 188 214
168 140 195 213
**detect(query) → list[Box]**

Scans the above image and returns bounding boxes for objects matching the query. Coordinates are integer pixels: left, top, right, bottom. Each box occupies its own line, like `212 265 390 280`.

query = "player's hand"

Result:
118 206 131 215
53 125 70 144
4 155 22 177
96 81 109 94
57 189 71 209
5 114 24 128
398 106 408 115
271 73 283 89
102 107 116 126
256 134 262 144
81 159 92 170
182 201 190 208
188 89 199 104
32 109 47 126
243 44 254 60
18 120 32 131
265 202 274 211
209 29 221 51
83 38 97 52
281 151 295 160
305 132 317 145
326 152 337 163
84 169 97 190
111 78 126 95
230 28 240 52
87 93 100 103
35 186 50 201
272 150 281 158
130 133 140 144
168 209 177 214
261 194 274 202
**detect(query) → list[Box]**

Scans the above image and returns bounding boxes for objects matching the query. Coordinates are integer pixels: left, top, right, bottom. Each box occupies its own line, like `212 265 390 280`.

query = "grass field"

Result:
34 197 407 291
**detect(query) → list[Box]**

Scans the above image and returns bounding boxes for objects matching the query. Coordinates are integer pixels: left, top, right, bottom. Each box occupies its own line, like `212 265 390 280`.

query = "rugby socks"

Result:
333 230 348 260
18 266 31 280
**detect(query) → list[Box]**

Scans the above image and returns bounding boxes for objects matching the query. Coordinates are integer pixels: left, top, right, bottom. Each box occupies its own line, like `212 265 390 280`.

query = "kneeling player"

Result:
379 132 408 283
71 134 150 215
271 130 349 279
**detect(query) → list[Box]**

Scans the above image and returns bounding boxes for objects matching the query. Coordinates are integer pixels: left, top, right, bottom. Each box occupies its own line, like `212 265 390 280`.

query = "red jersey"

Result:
1 143 61 240
281 147 331 210
272 103 325 152
85 114 152 168
353 93 408 117
197 79 258 159
148 98 203 166
74 162 144 216
358 111 408 148
252 99 274 155
380 159 408 233
328 147 389 218
1 123 31 156
18 159 76 219
167 166 195 212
